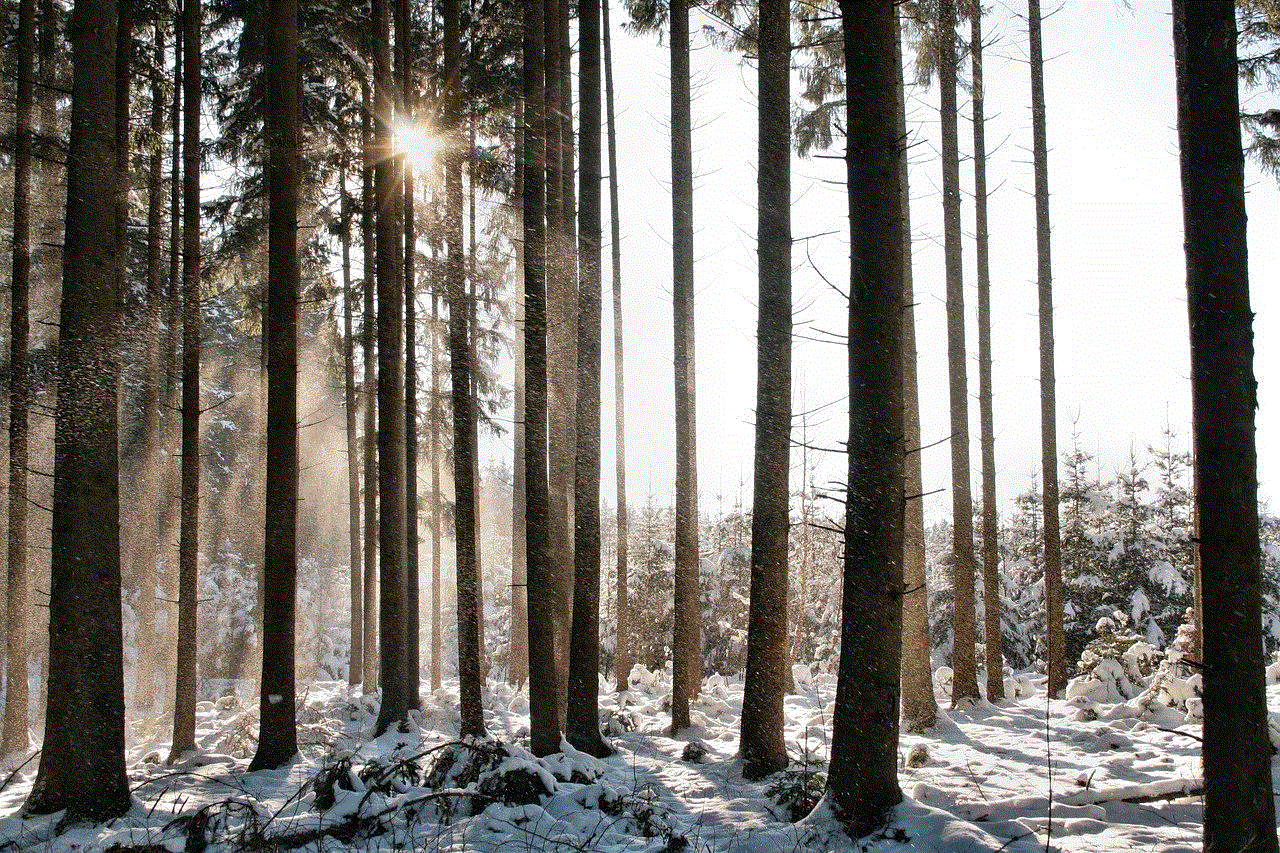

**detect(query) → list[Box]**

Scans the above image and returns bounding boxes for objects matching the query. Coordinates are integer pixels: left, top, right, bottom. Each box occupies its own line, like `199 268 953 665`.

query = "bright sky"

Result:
480 0 1280 525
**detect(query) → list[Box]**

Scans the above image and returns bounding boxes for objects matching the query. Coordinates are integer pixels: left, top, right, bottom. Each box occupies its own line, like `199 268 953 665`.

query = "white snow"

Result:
0 670 1262 852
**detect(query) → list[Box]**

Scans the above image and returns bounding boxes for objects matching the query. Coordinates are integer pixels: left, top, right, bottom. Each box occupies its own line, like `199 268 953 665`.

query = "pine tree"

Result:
566 0 612 758
1028 0 1065 698
669 0 700 736
249 0 301 772
1174 4 1278 850
25 0 130 819
171 0 204 761
3 0 36 757
826 0 904 835
740 0 790 780
970 5 1003 702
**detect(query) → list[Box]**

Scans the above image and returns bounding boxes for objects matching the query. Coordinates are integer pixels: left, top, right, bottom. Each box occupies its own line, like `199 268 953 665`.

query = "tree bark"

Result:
249 0 300 772
1028 0 1064 698
1173 4 1278 851
544 0 575 730
342 163 363 689
971 7 1003 704
827 1 904 835
566 0 611 758
443 0 485 739
523 0 558 756
938 0 979 705
603 0 630 695
360 77 379 694
510 99 529 689
25 0 130 819
399 0 422 713
740 0 790 780
897 11 936 732
2 0 36 757
170 0 202 760
430 290 442 692
668 0 700 736
373 0 409 736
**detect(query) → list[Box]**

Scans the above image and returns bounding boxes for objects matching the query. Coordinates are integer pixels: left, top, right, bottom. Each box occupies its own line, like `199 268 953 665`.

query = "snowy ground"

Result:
0 667 1245 852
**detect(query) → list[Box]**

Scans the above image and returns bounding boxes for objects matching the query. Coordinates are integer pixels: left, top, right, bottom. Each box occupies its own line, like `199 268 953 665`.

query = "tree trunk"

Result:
740 0 790 781
1028 0 1064 698
897 11 936 732
132 14 167 717
510 99 529 689
443 0 485 739
342 164 363 689
373 0 409 736
25 0 130 819
603 0 630 694
827 1 904 835
544 0 574 730
399 0 421 713
360 77 379 694
170 0 202 760
1173 5 1278 851
971 7 1003 704
566 0 611 758
2 0 36 757
115 0 134 717
430 290 442 692
161 4 182 715
668 0 699 736
938 0 978 705
249 0 300 772
524 0 558 756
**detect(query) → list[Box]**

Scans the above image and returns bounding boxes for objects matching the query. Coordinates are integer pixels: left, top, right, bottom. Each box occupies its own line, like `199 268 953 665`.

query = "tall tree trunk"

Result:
827 1 904 835
114 0 134 715
360 78 379 694
399 0 422 712
444 0 485 739
161 4 182 714
249 0 300 771
897 11 936 732
740 0 790 780
524 0 558 756
603 0 630 694
544 0 574 730
510 99 529 689
1173 5 1278 851
25 0 130 819
971 7 1003 704
2 0 36 757
133 15 167 717
430 290 442 692
373 0 409 736
938 0 978 705
566 0 611 758
669 0 699 735
467 114 485 679
170 0 202 760
342 164 363 689
1028 0 1064 699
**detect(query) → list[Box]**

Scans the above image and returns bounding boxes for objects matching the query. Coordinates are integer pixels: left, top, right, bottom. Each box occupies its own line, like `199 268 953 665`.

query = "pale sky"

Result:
480 0 1280 525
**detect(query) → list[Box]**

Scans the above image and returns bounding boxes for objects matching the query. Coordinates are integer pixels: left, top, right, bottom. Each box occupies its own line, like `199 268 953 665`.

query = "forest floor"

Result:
0 665 1239 852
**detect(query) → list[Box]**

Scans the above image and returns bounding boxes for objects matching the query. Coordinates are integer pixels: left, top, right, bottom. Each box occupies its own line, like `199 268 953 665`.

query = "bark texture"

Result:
971 8 1003 703
566 0 612 757
249 0 300 771
1029 0 1064 699
740 0 790 780
25 0 130 819
669 0 700 735
827 0 904 836
1173 4 1278 851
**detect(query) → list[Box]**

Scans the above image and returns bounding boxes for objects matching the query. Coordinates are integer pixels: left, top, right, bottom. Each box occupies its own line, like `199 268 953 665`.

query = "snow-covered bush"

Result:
1066 612 1160 703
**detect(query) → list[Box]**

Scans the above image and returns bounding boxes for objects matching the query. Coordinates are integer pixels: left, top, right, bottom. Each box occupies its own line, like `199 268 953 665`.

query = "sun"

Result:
393 119 440 173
